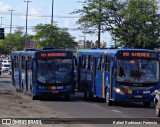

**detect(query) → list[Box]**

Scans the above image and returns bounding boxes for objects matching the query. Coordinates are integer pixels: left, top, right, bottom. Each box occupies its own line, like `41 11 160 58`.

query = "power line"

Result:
0 11 79 18
2 26 95 32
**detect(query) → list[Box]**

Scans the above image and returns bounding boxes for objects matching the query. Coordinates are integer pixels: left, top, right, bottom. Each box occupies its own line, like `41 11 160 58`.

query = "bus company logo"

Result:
2 119 12 124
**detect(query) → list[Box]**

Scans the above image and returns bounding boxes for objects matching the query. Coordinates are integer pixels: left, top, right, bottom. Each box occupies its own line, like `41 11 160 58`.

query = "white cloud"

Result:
0 1 11 11
28 8 42 20
15 3 43 20
58 18 77 28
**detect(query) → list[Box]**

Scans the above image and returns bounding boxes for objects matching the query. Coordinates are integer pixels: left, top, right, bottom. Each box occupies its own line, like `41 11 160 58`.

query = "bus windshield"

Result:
116 59 159 83
37 59 72 84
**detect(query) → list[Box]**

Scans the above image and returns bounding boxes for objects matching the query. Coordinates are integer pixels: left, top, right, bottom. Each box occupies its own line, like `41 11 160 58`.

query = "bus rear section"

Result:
109 50 160 106
32 50 75 100
11 51 22 92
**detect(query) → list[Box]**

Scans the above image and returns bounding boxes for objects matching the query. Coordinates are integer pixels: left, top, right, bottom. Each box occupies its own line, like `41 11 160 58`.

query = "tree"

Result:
0 27 26 54
34 23 77 49
72 0 111 48
111 0 160 49
85 40 94 48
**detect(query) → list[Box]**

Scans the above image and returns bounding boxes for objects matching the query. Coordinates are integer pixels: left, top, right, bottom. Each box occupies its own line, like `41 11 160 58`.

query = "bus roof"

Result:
11 49 73 59
78 48 157 57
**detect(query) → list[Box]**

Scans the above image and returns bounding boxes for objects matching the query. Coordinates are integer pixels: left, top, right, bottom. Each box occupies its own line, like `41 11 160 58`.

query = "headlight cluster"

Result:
114 87 125 95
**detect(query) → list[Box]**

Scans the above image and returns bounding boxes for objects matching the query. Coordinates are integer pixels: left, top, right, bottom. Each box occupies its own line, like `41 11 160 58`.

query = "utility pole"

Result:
51 0 54 25
9 10 15 34
51 0 54 47
24 0 31 49
0 17 4 28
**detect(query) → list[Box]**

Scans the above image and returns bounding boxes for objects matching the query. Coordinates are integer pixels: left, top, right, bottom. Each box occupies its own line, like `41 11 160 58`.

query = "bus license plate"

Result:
135 95 142 98
52 91 58 93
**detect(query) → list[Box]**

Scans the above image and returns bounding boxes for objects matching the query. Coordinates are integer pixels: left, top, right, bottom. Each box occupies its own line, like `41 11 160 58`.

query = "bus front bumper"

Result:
113 88 155 102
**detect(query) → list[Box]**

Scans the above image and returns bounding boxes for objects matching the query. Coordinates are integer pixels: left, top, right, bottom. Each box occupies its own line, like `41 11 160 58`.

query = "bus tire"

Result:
156 102 160 117
84 85 88 100
106 89 113 106
13 79 16 86
143 101 151 107
32 94 37 100
16 89 20 92
84 84 91 100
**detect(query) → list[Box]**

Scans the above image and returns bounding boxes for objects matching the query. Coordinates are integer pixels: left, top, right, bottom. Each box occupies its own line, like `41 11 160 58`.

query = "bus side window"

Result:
80 55 83 69
105 56 110 71
85 55 88 69
83 55 86 69
21 56 25 69
28 56 32 70
90 55 94 70
87 55 91 70
97 55 102 71
78 56 82 69
101 55 105 71
14 56 18 68
73 56 77 67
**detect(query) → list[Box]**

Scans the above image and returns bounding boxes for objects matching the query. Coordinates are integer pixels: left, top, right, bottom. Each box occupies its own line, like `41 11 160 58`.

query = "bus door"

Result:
27 56 32 94
31 59 36 95
79 55 86 91
95 55 104 98
92 56 97 96
109 57 115 101
25 58 28 93
77 56 82 90
19 53 22 91
11 57 14 86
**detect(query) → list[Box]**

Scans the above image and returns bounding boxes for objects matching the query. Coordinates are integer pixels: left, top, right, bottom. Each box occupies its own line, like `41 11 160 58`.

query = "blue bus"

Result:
77 48 160 106
11 49 76 100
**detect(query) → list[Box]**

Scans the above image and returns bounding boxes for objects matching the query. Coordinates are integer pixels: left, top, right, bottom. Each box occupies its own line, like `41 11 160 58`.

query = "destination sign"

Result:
36 52 73 59
117 51 158 59
40 53 66 57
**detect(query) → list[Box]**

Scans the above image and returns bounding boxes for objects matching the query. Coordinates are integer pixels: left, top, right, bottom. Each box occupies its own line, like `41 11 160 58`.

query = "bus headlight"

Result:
114 87 124 95
115 88 121 93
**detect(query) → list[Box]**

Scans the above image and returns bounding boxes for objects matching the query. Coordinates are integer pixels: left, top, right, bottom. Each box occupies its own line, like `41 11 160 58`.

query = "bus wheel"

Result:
13 79 16 86
106 89 113 106
156 102 160 117
32 94 37 100
143 101 151 107
84 85 91 100
64 94 70 101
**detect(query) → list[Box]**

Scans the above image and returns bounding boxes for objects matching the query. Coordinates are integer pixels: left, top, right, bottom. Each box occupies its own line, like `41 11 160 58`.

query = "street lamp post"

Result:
24 0 31 49
9 10 15 34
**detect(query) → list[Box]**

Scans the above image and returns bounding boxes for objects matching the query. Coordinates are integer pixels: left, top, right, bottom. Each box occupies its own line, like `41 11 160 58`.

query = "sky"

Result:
0 0 113 46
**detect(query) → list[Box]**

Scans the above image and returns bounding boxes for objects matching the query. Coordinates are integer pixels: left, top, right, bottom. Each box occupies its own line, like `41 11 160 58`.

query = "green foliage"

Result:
110 0 160 49
33 23 77 49
73 0 160 49
72 0 112 47
0 27 26 54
